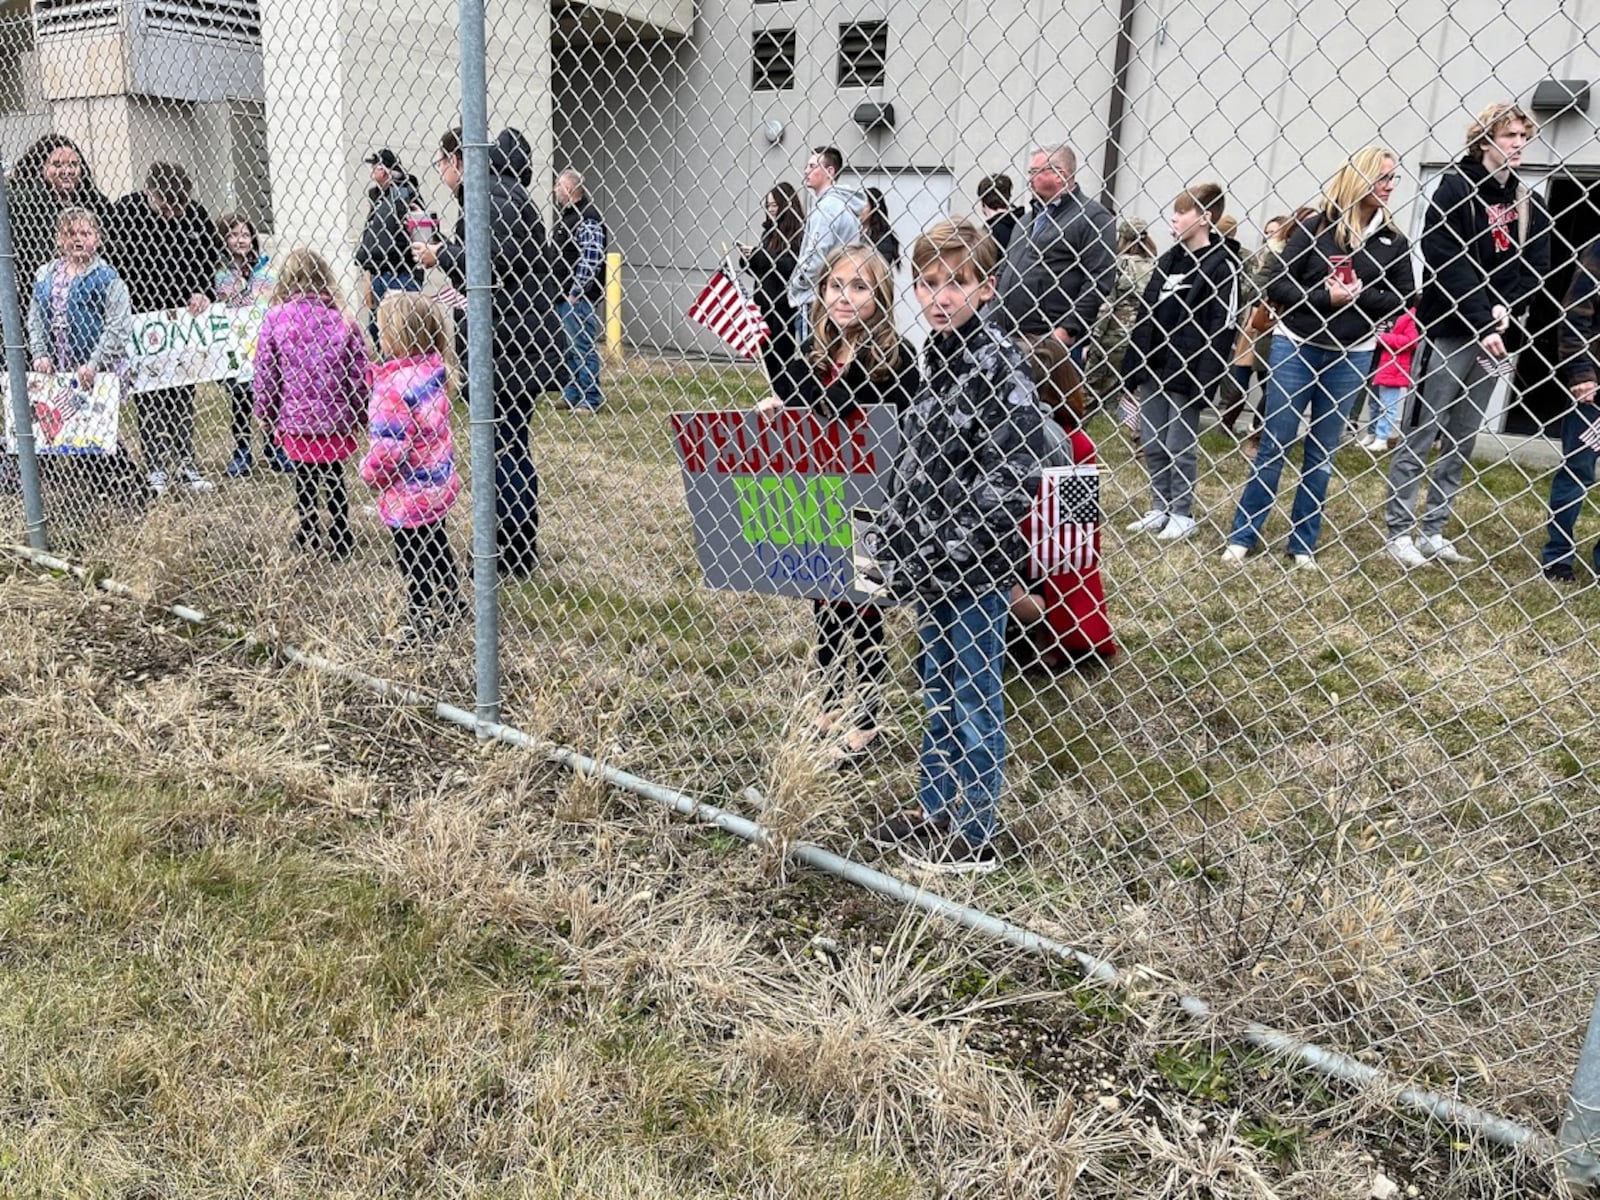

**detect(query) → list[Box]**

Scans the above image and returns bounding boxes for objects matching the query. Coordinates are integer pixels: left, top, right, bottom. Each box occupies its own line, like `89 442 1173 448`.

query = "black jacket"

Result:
1267 212 1413 350
993 188 1117 340
107 193 221 313
356 174 426 281
435 129 563 389
553 197 608 302
746 236 797 324
1417 155 1553 342
1121 235 1241 400
986 208 1023 253
775 350 920 420
9 136 111 290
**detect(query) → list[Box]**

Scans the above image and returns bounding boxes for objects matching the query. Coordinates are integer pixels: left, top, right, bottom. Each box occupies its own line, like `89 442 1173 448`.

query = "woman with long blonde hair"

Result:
1223 145 1414 569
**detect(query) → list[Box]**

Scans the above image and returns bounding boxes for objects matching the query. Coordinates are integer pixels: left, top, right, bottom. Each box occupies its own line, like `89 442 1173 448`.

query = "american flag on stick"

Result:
687 258 770 359
1581 414 1600 454
1028 464 1100 577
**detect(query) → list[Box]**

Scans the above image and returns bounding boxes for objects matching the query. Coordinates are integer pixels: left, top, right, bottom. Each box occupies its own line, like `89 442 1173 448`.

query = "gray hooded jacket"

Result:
786 183 867 310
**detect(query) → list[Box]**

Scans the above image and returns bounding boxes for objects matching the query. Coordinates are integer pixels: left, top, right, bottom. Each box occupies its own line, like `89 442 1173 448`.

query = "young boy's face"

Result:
914 254 995 333
1170 204 1209 244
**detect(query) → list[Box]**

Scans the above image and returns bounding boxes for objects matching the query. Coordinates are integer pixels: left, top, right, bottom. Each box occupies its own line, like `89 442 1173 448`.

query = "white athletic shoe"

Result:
1156 514 1197 542
1124 510 1168 534
1418 534 1471 564
181 467 215 495
1384 536 1427 569
1291 553 1320 572
147 469 169 496
1220 543 1248 564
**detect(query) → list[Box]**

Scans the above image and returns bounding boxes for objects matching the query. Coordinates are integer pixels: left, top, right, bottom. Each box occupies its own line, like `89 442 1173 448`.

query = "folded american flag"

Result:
687 260 769 360
1028 464 1100 577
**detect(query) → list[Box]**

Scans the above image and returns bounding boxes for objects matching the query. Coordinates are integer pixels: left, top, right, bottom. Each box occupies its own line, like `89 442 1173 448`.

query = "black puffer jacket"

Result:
877 319 1050 599
356 173 426 281
107 193 221 313
436 129 563 390
1267 212 1413 350
1121 234 1240 400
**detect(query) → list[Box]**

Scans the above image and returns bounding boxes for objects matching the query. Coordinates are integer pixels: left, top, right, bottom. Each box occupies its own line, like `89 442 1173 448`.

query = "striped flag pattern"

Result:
1119 392 1140 431
1581 414 1600 454
1028 464 1101 577
687 264 770 359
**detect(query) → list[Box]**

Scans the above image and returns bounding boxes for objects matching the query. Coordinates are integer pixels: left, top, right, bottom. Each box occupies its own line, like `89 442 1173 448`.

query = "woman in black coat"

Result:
741 182 804 386
10 135 111 298
413 126 563 577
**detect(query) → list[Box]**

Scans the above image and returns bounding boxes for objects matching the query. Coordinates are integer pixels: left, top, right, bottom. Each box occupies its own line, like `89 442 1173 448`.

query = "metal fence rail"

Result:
3 0 1599 1153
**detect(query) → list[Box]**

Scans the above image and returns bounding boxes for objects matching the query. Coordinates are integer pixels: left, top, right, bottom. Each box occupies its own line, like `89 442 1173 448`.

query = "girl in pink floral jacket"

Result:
360 291 464 640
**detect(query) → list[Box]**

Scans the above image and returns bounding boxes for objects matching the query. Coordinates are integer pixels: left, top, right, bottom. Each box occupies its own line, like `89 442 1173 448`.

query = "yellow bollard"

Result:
604 251 623 364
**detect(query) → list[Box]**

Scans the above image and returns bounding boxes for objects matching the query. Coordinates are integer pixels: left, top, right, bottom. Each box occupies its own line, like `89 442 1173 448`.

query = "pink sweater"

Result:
359 352 461 528
1374 309 1420 388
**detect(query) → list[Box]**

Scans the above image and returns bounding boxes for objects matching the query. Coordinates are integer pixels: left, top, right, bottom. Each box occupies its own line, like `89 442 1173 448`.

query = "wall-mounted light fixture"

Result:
852 101 895 132
1531 79 1591 114
762 119 785 145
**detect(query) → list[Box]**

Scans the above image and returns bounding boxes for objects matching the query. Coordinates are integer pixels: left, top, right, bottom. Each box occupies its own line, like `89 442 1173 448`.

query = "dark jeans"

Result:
392 519 461 622
291 460 350 554
490 361 540 571
813 599 887 729
1542 400 1600 570
135 385 199 476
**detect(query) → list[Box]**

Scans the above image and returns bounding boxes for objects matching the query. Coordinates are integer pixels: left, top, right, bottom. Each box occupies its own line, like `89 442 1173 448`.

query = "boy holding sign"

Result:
868 219 1050 875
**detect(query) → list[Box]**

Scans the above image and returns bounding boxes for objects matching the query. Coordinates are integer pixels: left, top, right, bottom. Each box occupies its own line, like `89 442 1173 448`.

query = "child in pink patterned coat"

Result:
360 291 464 640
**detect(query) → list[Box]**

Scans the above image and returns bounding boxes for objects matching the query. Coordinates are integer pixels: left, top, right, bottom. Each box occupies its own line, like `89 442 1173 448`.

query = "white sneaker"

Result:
1359 435 1382 453
1156 514 1197 542
1291 553 1320 572
1384 536 1427 569
1418 534 1470 564
148 469 169 495
1124 510 1168 534
181 467 215 495
1220 543 1248 564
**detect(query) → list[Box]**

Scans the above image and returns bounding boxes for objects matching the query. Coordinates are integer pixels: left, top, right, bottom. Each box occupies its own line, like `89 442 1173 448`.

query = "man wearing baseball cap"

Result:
356 148 427 339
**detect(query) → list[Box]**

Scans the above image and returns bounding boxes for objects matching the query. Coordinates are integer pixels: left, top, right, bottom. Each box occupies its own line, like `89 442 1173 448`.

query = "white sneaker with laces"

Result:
1220 543 1248 564
1384 535 1427 569
1156 513 1197 542
1291 553 1320 572
1124 510 1168 534
148 469 169 495
182 467 215 495
1418 534 1470 564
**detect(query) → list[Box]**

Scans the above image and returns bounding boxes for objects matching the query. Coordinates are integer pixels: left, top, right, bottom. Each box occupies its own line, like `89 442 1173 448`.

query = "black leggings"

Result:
392 520 462 622
291 461 350 551
813 599 887 728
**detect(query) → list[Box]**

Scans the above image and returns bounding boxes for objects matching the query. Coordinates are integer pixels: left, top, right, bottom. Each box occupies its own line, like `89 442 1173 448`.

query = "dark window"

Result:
751 29 795 91
837 20 887 88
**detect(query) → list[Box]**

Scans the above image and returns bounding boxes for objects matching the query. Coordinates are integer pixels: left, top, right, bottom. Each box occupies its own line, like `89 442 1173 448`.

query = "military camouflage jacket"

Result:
878 318 1050 599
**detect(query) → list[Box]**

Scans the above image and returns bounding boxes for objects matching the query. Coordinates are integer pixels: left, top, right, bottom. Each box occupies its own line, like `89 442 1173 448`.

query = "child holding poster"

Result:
214 212 288 477
360 292 465 644
756 244 920 766
867 219 1051 875
252 249 368 559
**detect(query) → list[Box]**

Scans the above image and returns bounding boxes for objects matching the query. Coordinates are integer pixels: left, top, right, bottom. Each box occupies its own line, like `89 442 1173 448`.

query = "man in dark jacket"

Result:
109 162 222 495
355 149 426 342
553 168 609 412
1384 101 1553 568
412 127 562 577
1121 183 1240 543
1541 238 1600 584
991 144 1116 360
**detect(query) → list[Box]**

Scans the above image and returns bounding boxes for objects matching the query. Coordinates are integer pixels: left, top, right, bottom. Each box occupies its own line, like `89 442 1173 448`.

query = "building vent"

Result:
143 0 261 43
751 28 795 92
837 20 887 89
34 0 123 39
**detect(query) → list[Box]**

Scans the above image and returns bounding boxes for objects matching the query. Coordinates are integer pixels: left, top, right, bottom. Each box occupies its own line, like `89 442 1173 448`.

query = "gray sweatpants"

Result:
1384 334 1498 538
1138 386 1204 517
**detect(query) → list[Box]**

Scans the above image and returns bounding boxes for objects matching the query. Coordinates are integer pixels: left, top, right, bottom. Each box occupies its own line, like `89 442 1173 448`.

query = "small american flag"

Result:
434 285 467 312
687 261 770 359
1028 464 1100 577
1119 393 1140 431
1581 414 1600 454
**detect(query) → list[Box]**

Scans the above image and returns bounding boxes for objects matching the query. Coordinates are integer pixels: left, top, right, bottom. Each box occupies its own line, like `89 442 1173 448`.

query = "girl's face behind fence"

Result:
823 254 880 333
59 219 98 263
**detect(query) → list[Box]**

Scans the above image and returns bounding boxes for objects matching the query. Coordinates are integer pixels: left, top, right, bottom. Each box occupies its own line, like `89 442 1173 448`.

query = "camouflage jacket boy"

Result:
878 318 1051 599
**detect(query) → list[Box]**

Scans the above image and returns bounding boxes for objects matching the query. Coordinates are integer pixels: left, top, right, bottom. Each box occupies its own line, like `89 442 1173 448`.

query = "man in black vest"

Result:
554 169 608 412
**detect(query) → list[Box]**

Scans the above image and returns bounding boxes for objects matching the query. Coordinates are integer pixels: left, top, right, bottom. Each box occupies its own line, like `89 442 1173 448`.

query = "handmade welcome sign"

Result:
670 405 902 603
3 371 121 455
126 304 240 394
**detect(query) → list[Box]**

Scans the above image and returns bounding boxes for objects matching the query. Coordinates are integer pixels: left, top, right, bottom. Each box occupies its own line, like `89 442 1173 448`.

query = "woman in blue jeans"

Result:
1223 146 1414 569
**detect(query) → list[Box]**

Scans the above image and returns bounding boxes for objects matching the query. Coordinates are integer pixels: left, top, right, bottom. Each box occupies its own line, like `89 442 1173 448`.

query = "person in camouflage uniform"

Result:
1083 217 1157 409
869 218 1051 876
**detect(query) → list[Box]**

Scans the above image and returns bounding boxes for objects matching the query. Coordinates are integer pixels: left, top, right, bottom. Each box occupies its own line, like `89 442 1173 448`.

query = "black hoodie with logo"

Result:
1267 212 1413 351
1120 234 1240 400
1416 154 1552 344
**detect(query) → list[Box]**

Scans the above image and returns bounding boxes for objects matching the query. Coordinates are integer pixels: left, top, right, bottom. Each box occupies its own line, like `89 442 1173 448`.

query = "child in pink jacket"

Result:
1362 307 1419 452
360 291 464 642
252 249 369 556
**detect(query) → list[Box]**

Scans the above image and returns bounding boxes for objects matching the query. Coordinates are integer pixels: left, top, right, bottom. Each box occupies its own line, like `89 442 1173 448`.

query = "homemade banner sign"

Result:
671 405 902 603
126 304 241 394
3 371 121 455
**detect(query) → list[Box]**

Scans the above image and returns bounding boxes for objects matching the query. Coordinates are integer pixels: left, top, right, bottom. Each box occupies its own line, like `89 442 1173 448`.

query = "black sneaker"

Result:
1544 562 1578 585
903 832 1001 877
865 808 945 853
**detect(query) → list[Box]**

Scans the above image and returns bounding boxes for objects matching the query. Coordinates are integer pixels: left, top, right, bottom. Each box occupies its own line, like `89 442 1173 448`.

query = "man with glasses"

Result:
786 145 865 342
1383 101 1552 569
992 144 1116 365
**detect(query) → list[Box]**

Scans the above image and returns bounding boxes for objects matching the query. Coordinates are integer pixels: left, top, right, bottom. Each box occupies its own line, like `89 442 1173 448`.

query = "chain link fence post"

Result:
0 170 48 552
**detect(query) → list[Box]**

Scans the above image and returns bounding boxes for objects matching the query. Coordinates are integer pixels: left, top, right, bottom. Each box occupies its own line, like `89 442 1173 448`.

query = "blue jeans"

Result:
1542 400 1600 570
916 591 1009 847
369 272 422 343
1369 384 1404 442
559 297 602 410
1228 337 1366 557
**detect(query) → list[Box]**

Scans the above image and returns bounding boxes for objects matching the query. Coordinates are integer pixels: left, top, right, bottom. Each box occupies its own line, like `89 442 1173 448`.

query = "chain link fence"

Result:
3 0 1599 1148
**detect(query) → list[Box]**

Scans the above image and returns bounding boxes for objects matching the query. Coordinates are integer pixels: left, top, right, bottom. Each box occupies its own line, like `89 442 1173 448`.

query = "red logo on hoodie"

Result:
1486 203 1515 253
